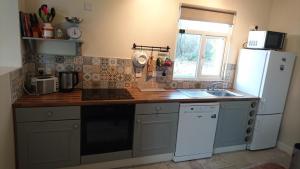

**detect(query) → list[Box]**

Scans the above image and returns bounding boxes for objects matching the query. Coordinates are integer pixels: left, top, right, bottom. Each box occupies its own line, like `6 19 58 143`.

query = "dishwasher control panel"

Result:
180 103 220 114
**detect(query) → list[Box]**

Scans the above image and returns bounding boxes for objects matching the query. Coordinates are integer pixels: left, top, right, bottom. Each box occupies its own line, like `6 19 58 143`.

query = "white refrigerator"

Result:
234 49 295 150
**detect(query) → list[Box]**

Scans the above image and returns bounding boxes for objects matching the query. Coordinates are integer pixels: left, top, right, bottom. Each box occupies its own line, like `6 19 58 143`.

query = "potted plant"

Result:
38 4 55 38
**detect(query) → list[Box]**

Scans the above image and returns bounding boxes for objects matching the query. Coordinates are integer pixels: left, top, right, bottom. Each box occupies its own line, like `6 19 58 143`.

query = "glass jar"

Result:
42 23 54 38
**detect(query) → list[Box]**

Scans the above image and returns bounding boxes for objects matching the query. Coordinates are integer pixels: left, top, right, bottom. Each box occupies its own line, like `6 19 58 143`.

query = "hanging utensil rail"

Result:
132 43 170 52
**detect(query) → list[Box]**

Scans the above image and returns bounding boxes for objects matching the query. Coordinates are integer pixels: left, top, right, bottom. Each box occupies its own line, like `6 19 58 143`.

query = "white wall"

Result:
0 73 15 169
268 0 300 154
23 0 274 63
23 0 179 60
0 1 21 168
0 0 22 68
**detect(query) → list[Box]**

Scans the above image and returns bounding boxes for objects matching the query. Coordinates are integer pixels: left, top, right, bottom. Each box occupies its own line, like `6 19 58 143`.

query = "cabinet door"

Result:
133 113 178 157
214 101 252 148
17 120 80 169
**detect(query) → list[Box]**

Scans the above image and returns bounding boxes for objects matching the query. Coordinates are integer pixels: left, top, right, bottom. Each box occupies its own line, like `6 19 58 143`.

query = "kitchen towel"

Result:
147 55 155 78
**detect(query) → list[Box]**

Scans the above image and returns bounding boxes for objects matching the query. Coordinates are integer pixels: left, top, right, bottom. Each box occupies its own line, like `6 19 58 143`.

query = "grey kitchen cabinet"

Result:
15 107 80 169
133 103 179 157
214 101 258 150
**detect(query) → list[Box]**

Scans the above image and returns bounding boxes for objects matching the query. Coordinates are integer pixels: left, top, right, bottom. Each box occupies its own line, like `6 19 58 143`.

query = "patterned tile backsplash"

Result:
24 54 236 90
10 68 25 103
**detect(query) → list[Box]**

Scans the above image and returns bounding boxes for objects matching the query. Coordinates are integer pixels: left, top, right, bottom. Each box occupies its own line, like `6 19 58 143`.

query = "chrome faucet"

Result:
207 82 224 91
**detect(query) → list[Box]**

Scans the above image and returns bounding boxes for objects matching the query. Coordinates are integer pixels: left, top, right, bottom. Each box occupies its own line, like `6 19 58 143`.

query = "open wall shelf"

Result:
22 37 83 56
22 37 83 43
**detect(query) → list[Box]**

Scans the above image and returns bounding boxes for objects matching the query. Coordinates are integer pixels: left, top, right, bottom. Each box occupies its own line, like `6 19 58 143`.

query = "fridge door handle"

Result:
259 98 266 112
254 118 261 131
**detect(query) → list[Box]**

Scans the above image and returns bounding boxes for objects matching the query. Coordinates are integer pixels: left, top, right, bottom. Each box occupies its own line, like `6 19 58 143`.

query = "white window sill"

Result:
173 77 223 82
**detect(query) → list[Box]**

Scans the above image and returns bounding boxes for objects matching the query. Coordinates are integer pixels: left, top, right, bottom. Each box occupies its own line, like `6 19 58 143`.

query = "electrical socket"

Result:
249 25 259 31
45 68 52 75
37 68 45 75
84 0 93 11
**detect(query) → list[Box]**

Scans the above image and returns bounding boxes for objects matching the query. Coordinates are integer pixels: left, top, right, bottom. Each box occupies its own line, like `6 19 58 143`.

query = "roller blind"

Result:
180 4 236 25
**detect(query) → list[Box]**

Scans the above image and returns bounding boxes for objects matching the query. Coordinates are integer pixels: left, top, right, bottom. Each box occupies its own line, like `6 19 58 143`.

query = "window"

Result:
173 5 235 81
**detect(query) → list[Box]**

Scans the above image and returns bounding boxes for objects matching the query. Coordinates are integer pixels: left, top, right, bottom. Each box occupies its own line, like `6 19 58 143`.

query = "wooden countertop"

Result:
13 88 258 108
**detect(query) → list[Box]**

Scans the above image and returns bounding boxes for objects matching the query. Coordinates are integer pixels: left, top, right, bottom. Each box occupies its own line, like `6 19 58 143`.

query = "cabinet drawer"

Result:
15 106 80 123
135 103 179 115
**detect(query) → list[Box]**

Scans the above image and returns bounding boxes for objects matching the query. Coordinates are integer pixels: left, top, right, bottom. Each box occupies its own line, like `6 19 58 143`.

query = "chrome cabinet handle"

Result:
211 114 217 118
47 112 53 117
155 106 162 111
73 124 79 129
197 115 203 118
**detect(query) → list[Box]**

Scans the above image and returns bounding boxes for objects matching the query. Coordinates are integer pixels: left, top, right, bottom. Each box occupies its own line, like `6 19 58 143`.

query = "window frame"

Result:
173 28 231 81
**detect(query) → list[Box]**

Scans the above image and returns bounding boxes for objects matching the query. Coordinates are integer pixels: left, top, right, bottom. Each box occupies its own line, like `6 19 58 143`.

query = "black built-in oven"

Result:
81 104 135 156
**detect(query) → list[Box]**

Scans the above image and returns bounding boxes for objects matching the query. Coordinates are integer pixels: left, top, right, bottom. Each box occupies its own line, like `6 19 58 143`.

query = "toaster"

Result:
31 76 59 95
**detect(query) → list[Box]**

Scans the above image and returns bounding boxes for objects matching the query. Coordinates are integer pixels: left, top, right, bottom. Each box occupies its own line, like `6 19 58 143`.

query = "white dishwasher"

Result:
173 103 220 162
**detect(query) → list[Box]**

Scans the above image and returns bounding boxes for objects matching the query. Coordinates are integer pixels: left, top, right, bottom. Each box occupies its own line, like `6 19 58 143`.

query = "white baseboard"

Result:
62 143 293 169
277 141 294 155
61 153 173 169
214 144 246 154
173 152 212 162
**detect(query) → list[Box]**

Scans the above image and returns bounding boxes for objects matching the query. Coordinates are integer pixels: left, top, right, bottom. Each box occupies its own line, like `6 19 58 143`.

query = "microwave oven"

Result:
247 31 286 50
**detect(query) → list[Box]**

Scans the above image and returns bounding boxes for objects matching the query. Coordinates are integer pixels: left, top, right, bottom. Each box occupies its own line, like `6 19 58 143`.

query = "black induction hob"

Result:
82 89 134 101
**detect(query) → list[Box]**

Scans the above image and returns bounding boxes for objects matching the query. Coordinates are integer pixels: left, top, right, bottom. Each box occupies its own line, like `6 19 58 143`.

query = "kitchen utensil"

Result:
65 17 83 24
164 58 172 67
55 27 64 39
147 50 155 78
38 8 45 22
59 71 79 92
49 8 56 22
133 51 148 68
38 4 55 23
67 27 82 39
156 58 163 67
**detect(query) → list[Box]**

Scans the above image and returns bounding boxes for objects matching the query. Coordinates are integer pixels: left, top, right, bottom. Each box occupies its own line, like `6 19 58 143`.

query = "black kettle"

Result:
59 71 79 92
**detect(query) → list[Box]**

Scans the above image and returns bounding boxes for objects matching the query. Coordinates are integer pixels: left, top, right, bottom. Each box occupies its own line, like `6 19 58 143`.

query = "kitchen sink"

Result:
139 88 167 92
177 89 243 98
177 89 214 98
206 90 242 97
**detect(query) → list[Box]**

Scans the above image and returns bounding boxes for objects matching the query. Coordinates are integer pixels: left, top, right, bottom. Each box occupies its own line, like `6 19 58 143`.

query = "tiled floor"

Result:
123 149 291 169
